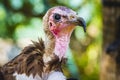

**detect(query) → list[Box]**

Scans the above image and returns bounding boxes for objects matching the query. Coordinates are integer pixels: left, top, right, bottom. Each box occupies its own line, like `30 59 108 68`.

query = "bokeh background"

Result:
0 0 102 80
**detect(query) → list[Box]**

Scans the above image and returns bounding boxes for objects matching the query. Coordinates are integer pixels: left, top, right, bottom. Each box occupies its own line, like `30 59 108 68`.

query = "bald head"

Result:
43 6 86 37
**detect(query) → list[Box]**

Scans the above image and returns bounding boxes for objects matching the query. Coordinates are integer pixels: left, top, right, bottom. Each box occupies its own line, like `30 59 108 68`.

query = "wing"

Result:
0 39 45 80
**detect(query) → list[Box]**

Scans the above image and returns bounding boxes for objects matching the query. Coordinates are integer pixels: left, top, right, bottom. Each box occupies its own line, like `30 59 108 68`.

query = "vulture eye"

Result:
54 13 61 21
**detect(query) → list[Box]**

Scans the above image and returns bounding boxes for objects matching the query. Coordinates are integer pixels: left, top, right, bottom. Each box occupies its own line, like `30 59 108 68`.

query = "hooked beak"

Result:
70 16 86 32
76 17 86 32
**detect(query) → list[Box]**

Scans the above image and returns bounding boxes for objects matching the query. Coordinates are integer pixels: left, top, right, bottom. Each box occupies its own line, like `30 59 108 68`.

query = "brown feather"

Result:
1 39 45 80
1 38 66 80
0 67 4 80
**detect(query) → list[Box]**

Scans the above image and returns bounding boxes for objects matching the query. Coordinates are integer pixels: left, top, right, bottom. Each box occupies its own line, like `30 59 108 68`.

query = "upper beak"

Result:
70 16 86 32
76 17 86 32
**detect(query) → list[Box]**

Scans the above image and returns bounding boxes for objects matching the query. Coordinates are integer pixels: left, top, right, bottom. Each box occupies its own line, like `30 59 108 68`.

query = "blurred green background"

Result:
0 0 102 80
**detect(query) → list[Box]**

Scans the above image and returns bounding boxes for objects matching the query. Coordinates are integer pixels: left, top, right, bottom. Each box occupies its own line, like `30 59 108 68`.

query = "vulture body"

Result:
0 6 86 80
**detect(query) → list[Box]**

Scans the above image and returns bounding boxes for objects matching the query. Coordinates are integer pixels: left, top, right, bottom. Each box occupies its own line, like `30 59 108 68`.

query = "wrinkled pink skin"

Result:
48 10 76 60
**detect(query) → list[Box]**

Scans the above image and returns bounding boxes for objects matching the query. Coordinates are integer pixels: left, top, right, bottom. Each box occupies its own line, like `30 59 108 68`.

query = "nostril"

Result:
70 16 75 19
49 22 52 27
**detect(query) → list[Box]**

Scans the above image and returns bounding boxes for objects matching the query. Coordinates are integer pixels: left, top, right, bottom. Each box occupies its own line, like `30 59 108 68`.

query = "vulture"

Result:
0 6 86 80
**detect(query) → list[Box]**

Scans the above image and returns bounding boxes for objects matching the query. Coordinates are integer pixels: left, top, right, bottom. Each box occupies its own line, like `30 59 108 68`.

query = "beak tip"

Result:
83 24 86 33
77 17 86 33
82 22 86 32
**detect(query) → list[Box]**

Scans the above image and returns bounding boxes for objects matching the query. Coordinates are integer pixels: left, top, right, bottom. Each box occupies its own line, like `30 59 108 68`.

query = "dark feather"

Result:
1 39 45 80
0 67 4 80
67 78 78 80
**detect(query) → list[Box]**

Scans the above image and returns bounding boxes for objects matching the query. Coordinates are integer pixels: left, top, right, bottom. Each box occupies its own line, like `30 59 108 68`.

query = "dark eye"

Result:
53 13 61 21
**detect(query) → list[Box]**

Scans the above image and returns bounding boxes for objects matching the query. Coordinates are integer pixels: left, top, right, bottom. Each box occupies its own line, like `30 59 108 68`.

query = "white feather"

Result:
13 71 66 80
13 72 42 80
47 71 66 80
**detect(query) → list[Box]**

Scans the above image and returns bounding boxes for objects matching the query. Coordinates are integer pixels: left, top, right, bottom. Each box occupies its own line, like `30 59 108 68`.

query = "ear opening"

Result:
49 22 53 27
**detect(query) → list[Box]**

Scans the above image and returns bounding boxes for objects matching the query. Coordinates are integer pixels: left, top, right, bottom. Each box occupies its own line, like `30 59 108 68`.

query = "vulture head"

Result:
43 6 86 62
